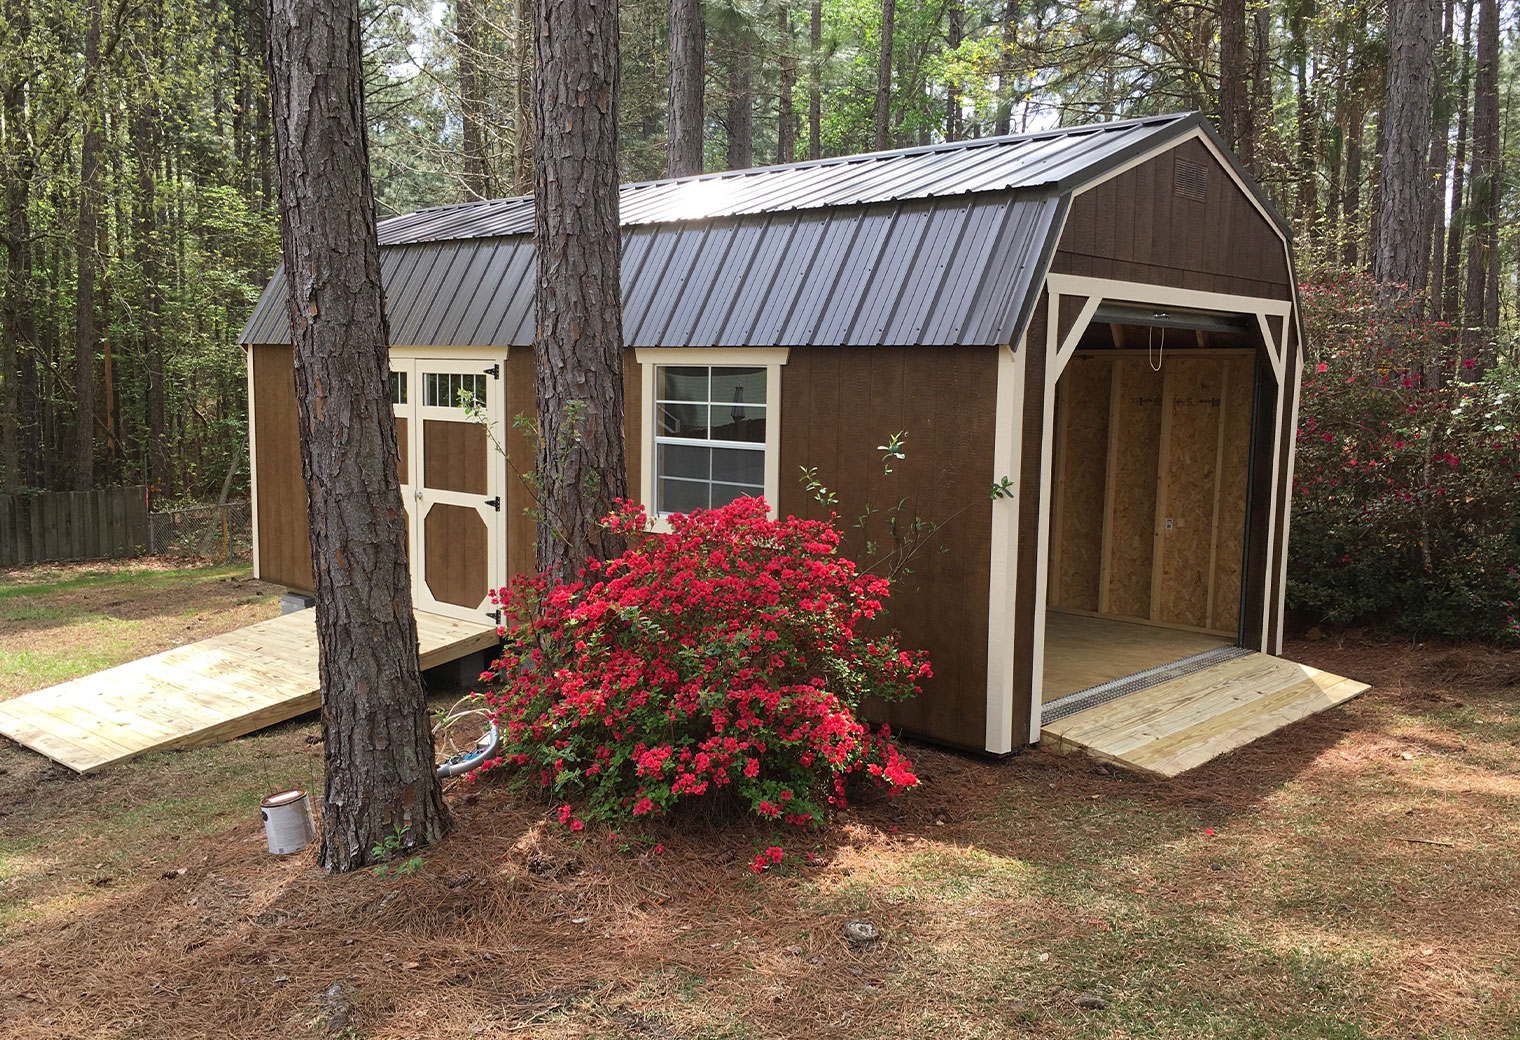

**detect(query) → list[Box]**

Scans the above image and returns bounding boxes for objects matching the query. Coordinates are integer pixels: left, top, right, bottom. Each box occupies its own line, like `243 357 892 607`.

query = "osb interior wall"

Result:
1048 351 1253 636
774 346 998 751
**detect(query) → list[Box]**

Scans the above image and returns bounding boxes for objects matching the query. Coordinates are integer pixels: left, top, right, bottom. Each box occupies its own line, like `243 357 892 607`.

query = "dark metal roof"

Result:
373 112 1195 245
243 193 1062 348
242 111 1279 350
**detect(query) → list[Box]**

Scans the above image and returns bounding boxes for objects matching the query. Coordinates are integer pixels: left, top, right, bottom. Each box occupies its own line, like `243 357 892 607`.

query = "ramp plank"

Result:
1041 650 1368 777
0 609 498 773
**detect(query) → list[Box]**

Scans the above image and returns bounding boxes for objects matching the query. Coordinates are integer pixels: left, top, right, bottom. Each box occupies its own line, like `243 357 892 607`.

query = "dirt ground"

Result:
0 567 1516 1039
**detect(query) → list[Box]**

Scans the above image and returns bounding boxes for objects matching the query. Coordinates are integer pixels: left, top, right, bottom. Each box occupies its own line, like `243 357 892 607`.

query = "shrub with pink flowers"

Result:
475 497 929 831
1291 272 1520 641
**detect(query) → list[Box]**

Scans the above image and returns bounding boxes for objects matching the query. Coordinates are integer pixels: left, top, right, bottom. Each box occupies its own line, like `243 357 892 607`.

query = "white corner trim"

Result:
245 345 260 580
984 339 1023 754
1275 350 1304 656
1027 292 1064 742
633 347 790 533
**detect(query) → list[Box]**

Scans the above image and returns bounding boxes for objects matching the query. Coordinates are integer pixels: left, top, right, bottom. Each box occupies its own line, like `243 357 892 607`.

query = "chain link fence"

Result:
147 501 254 562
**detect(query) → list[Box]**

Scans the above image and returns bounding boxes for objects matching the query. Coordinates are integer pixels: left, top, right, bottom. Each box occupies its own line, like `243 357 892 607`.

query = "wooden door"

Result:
395 357 504 624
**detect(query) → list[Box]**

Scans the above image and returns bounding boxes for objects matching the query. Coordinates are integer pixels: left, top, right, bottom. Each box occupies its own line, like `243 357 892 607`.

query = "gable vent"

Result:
1174 156 1208 202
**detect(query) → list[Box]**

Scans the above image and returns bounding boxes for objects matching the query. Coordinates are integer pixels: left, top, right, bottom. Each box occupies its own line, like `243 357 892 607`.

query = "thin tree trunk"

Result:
513 0 534 192
1463 0 1499 369
726 33 753 169
944 0 962 142
1374 0 1439 290
777 4 796 162
666 0 704 176
0 0 31 489
873 0 894 150
73 0 103 491
1249 6 1270 178
1443 0 1473 323
135 98 168 498
265 0 449 872
994 0 1016 135
456 0 493 199
808 0 821 159
1218 0 1246 151
533 0 628 582
1426 0 1455 322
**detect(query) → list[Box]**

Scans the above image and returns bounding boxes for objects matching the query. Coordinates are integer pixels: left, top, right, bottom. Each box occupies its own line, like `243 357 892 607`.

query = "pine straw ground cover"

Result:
0 632 1517 1038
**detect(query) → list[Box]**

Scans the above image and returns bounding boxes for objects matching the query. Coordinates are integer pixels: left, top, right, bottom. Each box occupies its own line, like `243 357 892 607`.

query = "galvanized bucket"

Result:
261 789 315 855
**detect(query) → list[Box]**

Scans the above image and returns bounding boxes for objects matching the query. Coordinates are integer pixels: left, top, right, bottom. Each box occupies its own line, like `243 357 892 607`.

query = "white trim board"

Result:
983 338 1024 754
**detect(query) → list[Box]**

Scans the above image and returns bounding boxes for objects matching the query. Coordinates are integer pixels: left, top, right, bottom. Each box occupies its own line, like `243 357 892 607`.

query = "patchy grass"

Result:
0 573 1516 1038
0 558 280 700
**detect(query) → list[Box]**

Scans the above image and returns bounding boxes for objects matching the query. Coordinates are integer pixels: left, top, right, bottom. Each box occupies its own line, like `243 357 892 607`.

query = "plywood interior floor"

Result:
0 609 499 774
1042 611 1231 703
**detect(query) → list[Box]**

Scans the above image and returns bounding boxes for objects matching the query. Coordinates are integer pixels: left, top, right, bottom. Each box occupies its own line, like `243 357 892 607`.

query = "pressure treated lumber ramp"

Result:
0 609 498 774
1040 652 1369 778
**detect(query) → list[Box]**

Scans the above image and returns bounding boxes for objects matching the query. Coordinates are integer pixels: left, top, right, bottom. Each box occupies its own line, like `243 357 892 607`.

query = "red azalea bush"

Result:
1291 271 1520 642
474 497 929 833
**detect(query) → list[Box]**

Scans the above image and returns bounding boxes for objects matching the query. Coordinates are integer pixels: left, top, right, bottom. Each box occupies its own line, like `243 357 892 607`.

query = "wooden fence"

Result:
0 486 150 566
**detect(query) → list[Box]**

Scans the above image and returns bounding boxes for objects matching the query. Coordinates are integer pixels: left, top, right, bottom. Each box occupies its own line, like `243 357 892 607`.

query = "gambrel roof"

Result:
241 112 1284 350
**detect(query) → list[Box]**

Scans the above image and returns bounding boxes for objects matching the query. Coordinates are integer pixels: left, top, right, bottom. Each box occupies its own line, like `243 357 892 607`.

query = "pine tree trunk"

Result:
0 0 31 489
1426 0 1455 322
808 0 821 159
513 0 534 193
945 0 962 142
873 0 894 150
777 4 796 163
666 0 704 176
726 33 753 169
533 0 629 583
1249 6 1270 177
1217 0 1246 151
1374 0 1439 290
457 0 493 199
73 0 103 491
1462 0 1499 369
1442 0 1472 323
994 0 1016 136
264 0 450 872
135 101 169 498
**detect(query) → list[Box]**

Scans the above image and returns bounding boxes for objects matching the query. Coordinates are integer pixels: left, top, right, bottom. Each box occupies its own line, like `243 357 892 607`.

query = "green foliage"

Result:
371 824 426 879
1289 273 1520 643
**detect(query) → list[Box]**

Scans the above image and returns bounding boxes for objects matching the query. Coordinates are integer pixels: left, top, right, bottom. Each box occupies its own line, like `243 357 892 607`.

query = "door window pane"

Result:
424 371 487 409
390 371 408 405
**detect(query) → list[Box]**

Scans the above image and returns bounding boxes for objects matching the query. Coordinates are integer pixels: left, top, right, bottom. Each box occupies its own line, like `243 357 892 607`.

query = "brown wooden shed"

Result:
240 113 1365 777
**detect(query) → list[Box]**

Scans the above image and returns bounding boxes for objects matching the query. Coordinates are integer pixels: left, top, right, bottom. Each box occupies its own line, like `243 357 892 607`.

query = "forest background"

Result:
0 0 1515 639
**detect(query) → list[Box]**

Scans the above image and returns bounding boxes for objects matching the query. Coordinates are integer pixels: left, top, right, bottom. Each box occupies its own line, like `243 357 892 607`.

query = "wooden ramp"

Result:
0 610 498 774
1040 651 1368 777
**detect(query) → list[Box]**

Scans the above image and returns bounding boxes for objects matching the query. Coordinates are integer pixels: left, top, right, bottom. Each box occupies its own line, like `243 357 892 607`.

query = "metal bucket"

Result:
261 789 315 855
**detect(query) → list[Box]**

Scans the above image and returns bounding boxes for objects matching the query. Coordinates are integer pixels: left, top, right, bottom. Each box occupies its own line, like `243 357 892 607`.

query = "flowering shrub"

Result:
475 497 929 834
1291 272 1520 642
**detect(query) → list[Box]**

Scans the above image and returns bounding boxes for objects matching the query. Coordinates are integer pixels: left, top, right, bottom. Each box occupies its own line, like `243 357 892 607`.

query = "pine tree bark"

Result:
1342 101 1363 267
265 0 450 871
777 4 796 163
456 0 493 199
1462 0 1499 369
808 0 821 159
725 32 754 169
1374 0 1439 290
873 0 894 149
533 0 628 583
135 102 168 498
666 0 704 176
1248 6 1270 176
73 0 103 491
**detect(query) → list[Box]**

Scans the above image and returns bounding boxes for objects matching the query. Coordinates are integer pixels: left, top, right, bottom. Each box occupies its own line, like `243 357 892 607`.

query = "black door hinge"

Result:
484 496 501 511
487 609 502 623
483 363 500 379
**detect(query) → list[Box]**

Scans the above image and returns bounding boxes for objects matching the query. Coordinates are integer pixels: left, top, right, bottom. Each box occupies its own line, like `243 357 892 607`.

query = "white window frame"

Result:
635 347 789 532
